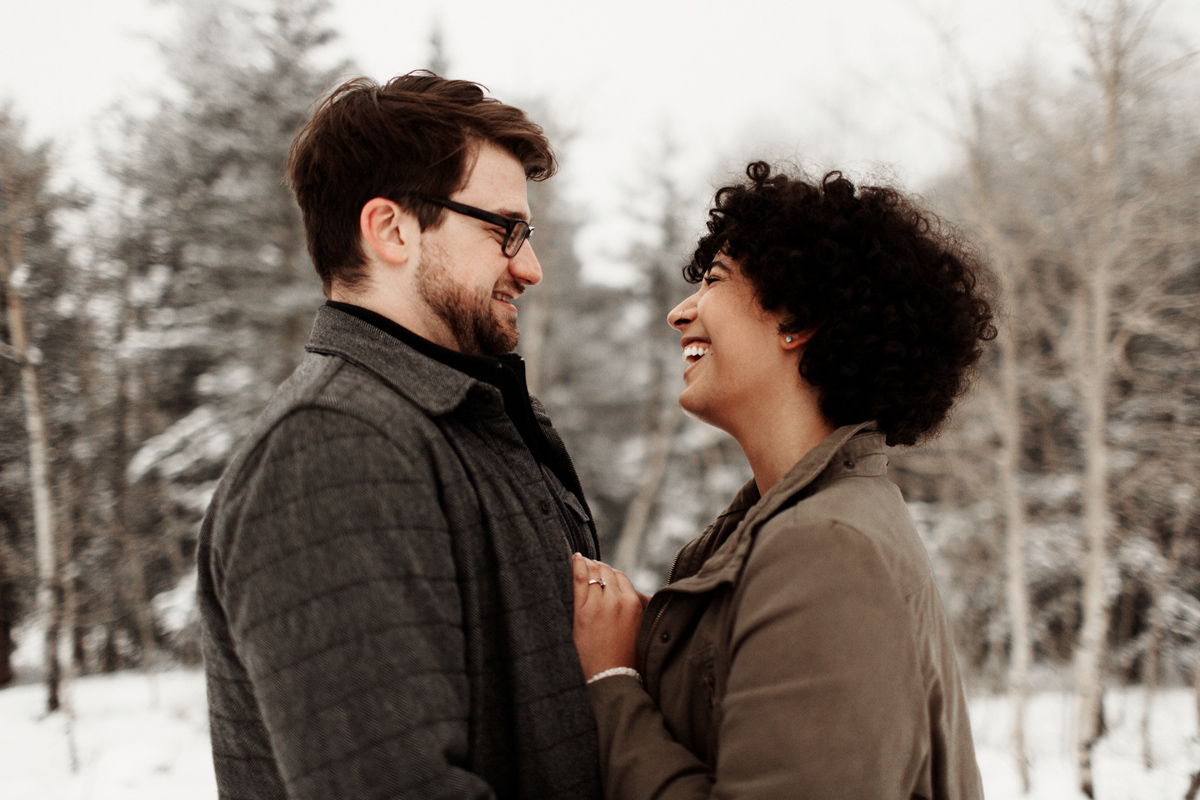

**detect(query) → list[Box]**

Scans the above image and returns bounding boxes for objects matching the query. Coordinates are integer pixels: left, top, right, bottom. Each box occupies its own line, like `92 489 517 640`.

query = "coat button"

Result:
661 631 671 643
844 460 855 468
539 500 551 514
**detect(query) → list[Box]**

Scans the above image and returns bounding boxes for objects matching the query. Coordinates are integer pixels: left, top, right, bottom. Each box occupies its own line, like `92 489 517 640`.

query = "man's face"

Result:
415 142 541 356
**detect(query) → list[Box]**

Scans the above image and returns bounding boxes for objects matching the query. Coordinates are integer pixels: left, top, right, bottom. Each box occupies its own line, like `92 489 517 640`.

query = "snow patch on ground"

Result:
973 688 1198 798
1 669 1196 799
1 670 216 800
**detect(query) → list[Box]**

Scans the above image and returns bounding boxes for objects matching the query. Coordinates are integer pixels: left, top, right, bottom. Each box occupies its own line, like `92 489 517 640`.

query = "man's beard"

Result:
416 246 520 356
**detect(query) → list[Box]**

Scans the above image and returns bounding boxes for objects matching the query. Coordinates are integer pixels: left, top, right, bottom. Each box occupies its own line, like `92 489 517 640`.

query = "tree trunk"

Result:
997 318 1032 793
44 594 61 710
614 402 682 575
1140 495 1186 771
111 333 156 664
1152 483 1196 781
1074 40 1122 797
1073 182 1113 800
613 181 689 577
1191 662 1200 800
960 96 1036 792
2 181 60 711
59 533 80 772
0 570 13 686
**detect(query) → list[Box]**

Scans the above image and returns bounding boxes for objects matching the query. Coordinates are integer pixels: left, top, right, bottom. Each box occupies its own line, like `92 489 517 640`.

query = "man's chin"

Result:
473 319 519 357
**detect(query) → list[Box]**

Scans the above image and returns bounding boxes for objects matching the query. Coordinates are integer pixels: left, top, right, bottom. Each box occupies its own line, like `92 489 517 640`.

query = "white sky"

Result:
2 0 1198 283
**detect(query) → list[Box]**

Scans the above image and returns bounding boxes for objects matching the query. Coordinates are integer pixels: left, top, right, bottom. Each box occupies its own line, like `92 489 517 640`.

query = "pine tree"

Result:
101 0 349 661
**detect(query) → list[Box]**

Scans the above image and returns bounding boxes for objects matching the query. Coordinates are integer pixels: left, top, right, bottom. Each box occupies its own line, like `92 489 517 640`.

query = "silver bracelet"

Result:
586 667 642 685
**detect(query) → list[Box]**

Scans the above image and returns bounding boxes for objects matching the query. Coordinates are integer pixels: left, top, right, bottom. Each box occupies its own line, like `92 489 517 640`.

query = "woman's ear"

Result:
360 197 419 266
781 329 816 350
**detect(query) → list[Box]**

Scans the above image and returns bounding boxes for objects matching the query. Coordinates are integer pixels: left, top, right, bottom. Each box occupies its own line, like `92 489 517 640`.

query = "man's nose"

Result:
510 243 542 287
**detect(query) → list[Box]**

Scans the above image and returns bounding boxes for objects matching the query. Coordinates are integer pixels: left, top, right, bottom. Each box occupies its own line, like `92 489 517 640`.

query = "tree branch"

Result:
0 339 22 365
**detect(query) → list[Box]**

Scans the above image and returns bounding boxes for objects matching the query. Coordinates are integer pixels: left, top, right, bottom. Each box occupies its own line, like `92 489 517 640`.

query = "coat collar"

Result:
668 421 884 593
305 304 484 416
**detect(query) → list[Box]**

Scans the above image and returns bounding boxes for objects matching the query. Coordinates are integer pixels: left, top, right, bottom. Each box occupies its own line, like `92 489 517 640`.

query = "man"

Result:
196 73 603 799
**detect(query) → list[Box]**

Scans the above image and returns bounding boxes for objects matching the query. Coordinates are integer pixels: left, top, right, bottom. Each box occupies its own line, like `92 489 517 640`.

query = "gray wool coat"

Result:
197 305 603 800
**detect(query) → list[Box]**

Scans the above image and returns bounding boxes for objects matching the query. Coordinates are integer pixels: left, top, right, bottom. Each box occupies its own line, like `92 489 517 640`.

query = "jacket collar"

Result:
305 304 484 416
670 421 884 592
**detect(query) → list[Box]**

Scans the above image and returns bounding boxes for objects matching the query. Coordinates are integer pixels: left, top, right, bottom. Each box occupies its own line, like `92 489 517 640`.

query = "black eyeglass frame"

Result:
422 197 534 258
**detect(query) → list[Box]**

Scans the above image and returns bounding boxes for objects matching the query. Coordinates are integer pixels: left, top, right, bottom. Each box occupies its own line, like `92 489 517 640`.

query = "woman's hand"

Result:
571 554 646 679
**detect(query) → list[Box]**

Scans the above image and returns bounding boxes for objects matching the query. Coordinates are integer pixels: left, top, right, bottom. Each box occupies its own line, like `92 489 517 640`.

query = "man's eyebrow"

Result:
496 208 530 222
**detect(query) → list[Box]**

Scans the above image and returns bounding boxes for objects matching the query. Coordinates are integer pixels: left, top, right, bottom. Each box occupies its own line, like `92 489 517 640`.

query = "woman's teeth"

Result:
683 344 709 363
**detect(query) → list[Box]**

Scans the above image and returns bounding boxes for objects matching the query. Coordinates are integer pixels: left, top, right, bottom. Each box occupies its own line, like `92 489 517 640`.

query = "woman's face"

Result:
667 255 794 433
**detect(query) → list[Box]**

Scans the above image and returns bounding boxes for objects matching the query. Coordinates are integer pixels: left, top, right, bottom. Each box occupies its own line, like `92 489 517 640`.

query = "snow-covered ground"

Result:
1 670 215 800
1 669 1196 799
971 688 1198 799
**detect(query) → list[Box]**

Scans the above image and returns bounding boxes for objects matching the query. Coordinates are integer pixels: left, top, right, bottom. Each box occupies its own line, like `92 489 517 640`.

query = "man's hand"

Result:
571 554 645 679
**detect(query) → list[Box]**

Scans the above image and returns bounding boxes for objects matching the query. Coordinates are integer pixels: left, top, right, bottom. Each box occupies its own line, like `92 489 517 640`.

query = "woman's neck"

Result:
730 386 835 496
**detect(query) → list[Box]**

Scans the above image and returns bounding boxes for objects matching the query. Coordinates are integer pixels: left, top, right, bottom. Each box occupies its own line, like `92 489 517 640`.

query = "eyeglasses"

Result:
423 197 534 258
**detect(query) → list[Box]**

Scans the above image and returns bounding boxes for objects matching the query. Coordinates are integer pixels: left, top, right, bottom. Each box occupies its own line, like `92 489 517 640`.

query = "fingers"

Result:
572 553 593 613
610 566 636 597
584 559 631 599
572 555 636 606
570 555 644 676
592 560 616 594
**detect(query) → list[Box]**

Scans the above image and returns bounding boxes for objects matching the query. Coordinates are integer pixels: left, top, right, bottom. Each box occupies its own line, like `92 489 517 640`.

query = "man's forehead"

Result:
455 141 530 215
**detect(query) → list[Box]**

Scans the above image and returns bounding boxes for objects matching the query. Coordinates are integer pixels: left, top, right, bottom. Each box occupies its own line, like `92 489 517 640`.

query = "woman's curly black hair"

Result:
687 162 997 447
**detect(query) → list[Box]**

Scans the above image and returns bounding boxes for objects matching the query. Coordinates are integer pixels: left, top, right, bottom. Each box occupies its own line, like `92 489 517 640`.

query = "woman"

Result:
572 162 995 799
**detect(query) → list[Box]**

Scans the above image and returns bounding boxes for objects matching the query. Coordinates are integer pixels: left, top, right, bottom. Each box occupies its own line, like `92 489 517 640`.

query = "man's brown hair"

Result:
287 72 556 290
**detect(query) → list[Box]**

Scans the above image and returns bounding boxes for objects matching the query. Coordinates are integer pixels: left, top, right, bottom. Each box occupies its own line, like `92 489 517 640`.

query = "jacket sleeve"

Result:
587 676 714 800
211 407 495 799
586 516 926 800
712 516 927 798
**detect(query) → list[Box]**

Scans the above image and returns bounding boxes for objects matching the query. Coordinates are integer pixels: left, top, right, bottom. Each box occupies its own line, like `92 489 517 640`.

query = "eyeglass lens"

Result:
504 222 532 258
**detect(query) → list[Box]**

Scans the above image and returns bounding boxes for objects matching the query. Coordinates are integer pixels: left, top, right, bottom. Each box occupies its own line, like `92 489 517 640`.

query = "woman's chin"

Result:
678 389 729 432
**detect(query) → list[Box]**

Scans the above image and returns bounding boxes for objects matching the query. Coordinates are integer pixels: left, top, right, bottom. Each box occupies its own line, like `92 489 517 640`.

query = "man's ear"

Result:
360 197 419 266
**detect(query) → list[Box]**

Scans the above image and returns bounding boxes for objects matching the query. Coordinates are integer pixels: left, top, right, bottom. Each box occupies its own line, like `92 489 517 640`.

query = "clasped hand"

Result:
571 553 649 679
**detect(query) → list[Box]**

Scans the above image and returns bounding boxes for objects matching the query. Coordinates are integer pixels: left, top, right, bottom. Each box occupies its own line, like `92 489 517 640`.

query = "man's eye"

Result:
703 275 719 286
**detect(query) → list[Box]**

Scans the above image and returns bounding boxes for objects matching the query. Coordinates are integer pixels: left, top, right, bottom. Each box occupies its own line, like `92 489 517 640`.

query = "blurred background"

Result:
1 0 1198 797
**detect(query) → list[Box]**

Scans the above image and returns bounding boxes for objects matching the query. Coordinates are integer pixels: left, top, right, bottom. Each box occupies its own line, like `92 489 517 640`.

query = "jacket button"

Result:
661 631 671 643
844 460 855 468
539 500 551 514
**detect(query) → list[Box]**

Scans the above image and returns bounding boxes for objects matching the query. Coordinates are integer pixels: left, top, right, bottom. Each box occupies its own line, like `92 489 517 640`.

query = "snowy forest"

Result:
1 0 1199 798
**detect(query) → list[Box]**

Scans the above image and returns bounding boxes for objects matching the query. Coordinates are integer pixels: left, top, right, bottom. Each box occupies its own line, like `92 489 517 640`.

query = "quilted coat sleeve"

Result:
210 406 495 799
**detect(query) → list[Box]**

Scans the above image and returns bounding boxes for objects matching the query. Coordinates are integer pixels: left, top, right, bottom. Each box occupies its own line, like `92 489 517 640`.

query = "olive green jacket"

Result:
587 423 983 799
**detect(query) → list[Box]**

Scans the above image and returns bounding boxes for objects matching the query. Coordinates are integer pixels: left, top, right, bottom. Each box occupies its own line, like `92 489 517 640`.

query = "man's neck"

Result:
328 284 458 351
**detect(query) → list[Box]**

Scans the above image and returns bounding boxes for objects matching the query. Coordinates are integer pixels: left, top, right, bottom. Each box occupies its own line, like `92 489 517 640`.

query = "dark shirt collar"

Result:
325 300 525 386
325 300 542 455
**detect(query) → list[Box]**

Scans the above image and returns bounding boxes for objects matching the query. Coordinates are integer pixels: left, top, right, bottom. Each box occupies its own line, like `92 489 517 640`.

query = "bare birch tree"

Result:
931 4 1200 794
1069 5 1170 792
955 104 1038 791
0 118 61 711
613 153 693 574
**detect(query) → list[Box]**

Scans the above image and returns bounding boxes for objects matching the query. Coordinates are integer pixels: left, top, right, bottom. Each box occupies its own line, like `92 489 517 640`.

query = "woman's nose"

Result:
667 290 698 329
